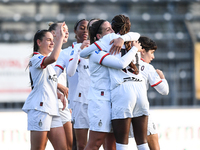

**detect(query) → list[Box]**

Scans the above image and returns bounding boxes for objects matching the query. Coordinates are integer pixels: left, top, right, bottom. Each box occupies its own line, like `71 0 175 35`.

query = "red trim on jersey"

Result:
72 44 74 48
69 58 73 62
151 80 162 87
40 56 47 69
141 58 145 62
33 52 40 55
99 53 109 64
55 64 64 71
94 42 102 51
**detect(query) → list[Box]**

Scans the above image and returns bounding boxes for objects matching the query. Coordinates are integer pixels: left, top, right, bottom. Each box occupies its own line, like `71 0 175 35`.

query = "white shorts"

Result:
27 109 63 131
58 99 72 124
147 114 157 135
111 81 149 120
59 108 72 124
72 101 89 129
129 114 157 138
88 99 112 133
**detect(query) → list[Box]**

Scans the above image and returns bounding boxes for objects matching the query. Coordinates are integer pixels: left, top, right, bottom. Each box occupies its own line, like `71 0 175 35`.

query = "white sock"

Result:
137 143 150 150
116 142 128 150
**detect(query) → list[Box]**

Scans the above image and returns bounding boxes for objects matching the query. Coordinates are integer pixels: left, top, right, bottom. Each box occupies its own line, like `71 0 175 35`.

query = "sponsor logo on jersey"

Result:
123 77 142 82
95 49 101 54
84 65 89 69
70 50 74 55
38 55 44 59
48 74 57 82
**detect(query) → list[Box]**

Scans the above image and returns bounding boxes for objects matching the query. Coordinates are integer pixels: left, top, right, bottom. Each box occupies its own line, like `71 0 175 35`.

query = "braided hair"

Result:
112 14 139 74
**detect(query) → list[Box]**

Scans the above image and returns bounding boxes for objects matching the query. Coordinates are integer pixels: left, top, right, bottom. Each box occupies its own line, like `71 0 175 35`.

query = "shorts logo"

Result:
98 120 102 127
153 123 156 130
101 91 104 96
38 119 42 127
79 93 81 97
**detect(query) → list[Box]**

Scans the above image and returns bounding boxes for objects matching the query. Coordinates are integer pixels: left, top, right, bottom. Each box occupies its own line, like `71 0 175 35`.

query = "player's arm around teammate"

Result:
80 20 142 150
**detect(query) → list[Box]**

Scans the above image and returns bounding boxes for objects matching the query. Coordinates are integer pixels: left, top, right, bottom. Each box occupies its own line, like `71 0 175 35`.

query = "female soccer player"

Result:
48 22 73 150
80 19 144 150
139 36 169 150
22 23 68 150
54 19 89 150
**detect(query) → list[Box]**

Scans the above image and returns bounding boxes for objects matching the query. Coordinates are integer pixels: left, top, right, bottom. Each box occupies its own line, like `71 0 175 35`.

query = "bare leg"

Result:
103 133 116 150
147 134 160 150
30 131 48 150
48 126 67 150
72 123 77 150
63 121 73 150
75 128 88 150
132 115 148 145
112 118 131 144
85 130 107 150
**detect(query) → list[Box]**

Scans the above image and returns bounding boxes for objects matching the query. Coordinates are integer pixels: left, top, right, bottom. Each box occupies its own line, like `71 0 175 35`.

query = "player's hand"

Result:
80 40 90 50
60 94 66 111
132 41 142 52
57 83 68 99
56 22 66 39
156 69 165 79
109 37 124 55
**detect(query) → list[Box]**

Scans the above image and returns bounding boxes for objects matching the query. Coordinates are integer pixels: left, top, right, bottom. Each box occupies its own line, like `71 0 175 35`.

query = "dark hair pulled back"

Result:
89 20 106 44
33 29 50 52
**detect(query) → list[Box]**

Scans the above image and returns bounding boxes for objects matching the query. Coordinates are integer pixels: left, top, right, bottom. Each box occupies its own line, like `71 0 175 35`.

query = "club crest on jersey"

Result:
70 50 74 56
95 49 101 54
38 55 44 59
141 65 145 71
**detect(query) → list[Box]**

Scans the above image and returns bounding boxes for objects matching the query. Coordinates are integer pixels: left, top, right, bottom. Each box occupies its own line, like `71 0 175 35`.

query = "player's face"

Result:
142 49 155 63
38 32 54 55
100 21 114 37
62 24 69 43
75 20 88 43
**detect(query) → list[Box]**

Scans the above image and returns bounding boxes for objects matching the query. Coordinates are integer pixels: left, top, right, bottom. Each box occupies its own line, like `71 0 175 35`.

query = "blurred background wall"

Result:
0 0 200 149
1 0 200 108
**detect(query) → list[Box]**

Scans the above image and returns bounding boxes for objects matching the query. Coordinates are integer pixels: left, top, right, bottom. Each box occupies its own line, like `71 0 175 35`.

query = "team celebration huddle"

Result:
22 14 169 150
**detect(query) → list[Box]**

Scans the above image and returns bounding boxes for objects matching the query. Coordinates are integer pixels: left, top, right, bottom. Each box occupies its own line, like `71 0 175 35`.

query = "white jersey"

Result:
67 44 90 104
80 35 139 101
95 42 143 90
54 42 80 108
140 58 169 95
22 52 59 116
